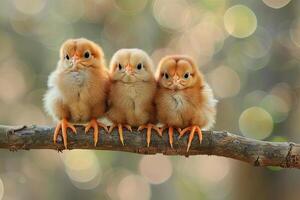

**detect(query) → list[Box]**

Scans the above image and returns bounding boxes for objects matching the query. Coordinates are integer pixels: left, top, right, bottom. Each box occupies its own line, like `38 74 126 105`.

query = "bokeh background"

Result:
0 0 300 199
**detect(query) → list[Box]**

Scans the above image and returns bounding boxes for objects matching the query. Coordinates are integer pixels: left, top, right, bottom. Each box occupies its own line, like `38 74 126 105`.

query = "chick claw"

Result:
108 124 132 145
85 118 109 146
159 126 181 148
53 118 77 149
179 125 203 152
137 124 162 147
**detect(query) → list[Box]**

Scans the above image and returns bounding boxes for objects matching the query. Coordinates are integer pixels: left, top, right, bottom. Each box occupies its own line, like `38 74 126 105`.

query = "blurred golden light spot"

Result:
226 42 270 70
243 27 272 58
0 177 3 200
270 83 292 107
0 64 26 103
249 54 271 70
290 20 300 47
190 20 226 56
168 15 227 66
153 0 192 31
195 157 230 184
239 107 273 140
260 95 290 123
106 169 132 200
62 150 101 189
114 0 148 13
168 13 227 65
71 176 101 190
262 0 291 9
243 90 267 107
224 5 257 38
168 34 208 64
208 66 241 98
13 0 46 15
118 175 151 200
139 155 172 184
187 19 225 57
179 156 232 197
9 8 40 36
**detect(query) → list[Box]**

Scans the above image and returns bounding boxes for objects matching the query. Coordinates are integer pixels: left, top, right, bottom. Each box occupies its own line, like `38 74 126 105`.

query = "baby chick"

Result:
107 48 160 146
155 55 217 151
44 38 109 148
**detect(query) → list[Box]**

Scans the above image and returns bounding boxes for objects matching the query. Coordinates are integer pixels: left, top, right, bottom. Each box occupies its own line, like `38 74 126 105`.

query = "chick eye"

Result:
163 73 169 79
118 63 123 70
84 51 90 59
184 72 190 79
136 63 143 70
65 54 70 60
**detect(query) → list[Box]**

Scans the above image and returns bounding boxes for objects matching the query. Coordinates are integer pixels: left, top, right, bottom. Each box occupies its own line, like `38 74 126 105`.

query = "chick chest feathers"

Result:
156 89 194 127
107 81 156 126
59 69 104 98
45 68 108 122
156 83 216 129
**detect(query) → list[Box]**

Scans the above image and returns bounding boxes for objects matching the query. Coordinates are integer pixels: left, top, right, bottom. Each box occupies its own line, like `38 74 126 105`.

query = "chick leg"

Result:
137 124 162 147
108 124 132 145
53 118 77 149
159 126 181 148
85 118 109 146
179 125 203 152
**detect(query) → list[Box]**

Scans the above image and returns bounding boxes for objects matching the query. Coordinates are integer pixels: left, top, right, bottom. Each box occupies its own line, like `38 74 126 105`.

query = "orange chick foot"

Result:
160 126 181 148
85 118 109 146
53 118 77 149
108 124 132 145
179 125 202 152
138 124 161 147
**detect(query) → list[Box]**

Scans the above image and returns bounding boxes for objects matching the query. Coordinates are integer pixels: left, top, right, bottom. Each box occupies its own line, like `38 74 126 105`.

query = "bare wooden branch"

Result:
0 125 299 169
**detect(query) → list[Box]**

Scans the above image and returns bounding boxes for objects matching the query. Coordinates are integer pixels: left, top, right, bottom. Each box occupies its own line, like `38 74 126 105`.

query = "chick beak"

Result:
172 75 180 86
125 64 134 75
71 52 80 65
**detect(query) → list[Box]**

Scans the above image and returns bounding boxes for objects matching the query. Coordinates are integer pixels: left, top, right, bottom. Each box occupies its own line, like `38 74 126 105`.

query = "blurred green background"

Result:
1 0 300 199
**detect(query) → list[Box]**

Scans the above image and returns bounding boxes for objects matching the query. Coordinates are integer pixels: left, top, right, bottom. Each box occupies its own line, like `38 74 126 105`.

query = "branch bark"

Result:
0 125 299 169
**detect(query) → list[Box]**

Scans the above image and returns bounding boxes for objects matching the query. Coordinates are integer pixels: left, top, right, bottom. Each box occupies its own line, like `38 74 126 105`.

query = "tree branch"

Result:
0 125 299 169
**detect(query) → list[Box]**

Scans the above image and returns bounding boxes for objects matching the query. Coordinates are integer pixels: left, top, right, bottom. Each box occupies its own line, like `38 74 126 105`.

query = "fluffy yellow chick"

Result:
44 38 110 148
107 48 160 146
155 55 217 151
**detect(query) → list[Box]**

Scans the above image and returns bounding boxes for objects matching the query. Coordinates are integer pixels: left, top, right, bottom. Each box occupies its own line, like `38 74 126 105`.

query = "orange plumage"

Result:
155 55 217 151
44 38 110 148
106 48 160 146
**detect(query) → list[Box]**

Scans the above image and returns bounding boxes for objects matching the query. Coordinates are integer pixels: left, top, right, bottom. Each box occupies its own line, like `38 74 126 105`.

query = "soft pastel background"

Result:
0 0 300 199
